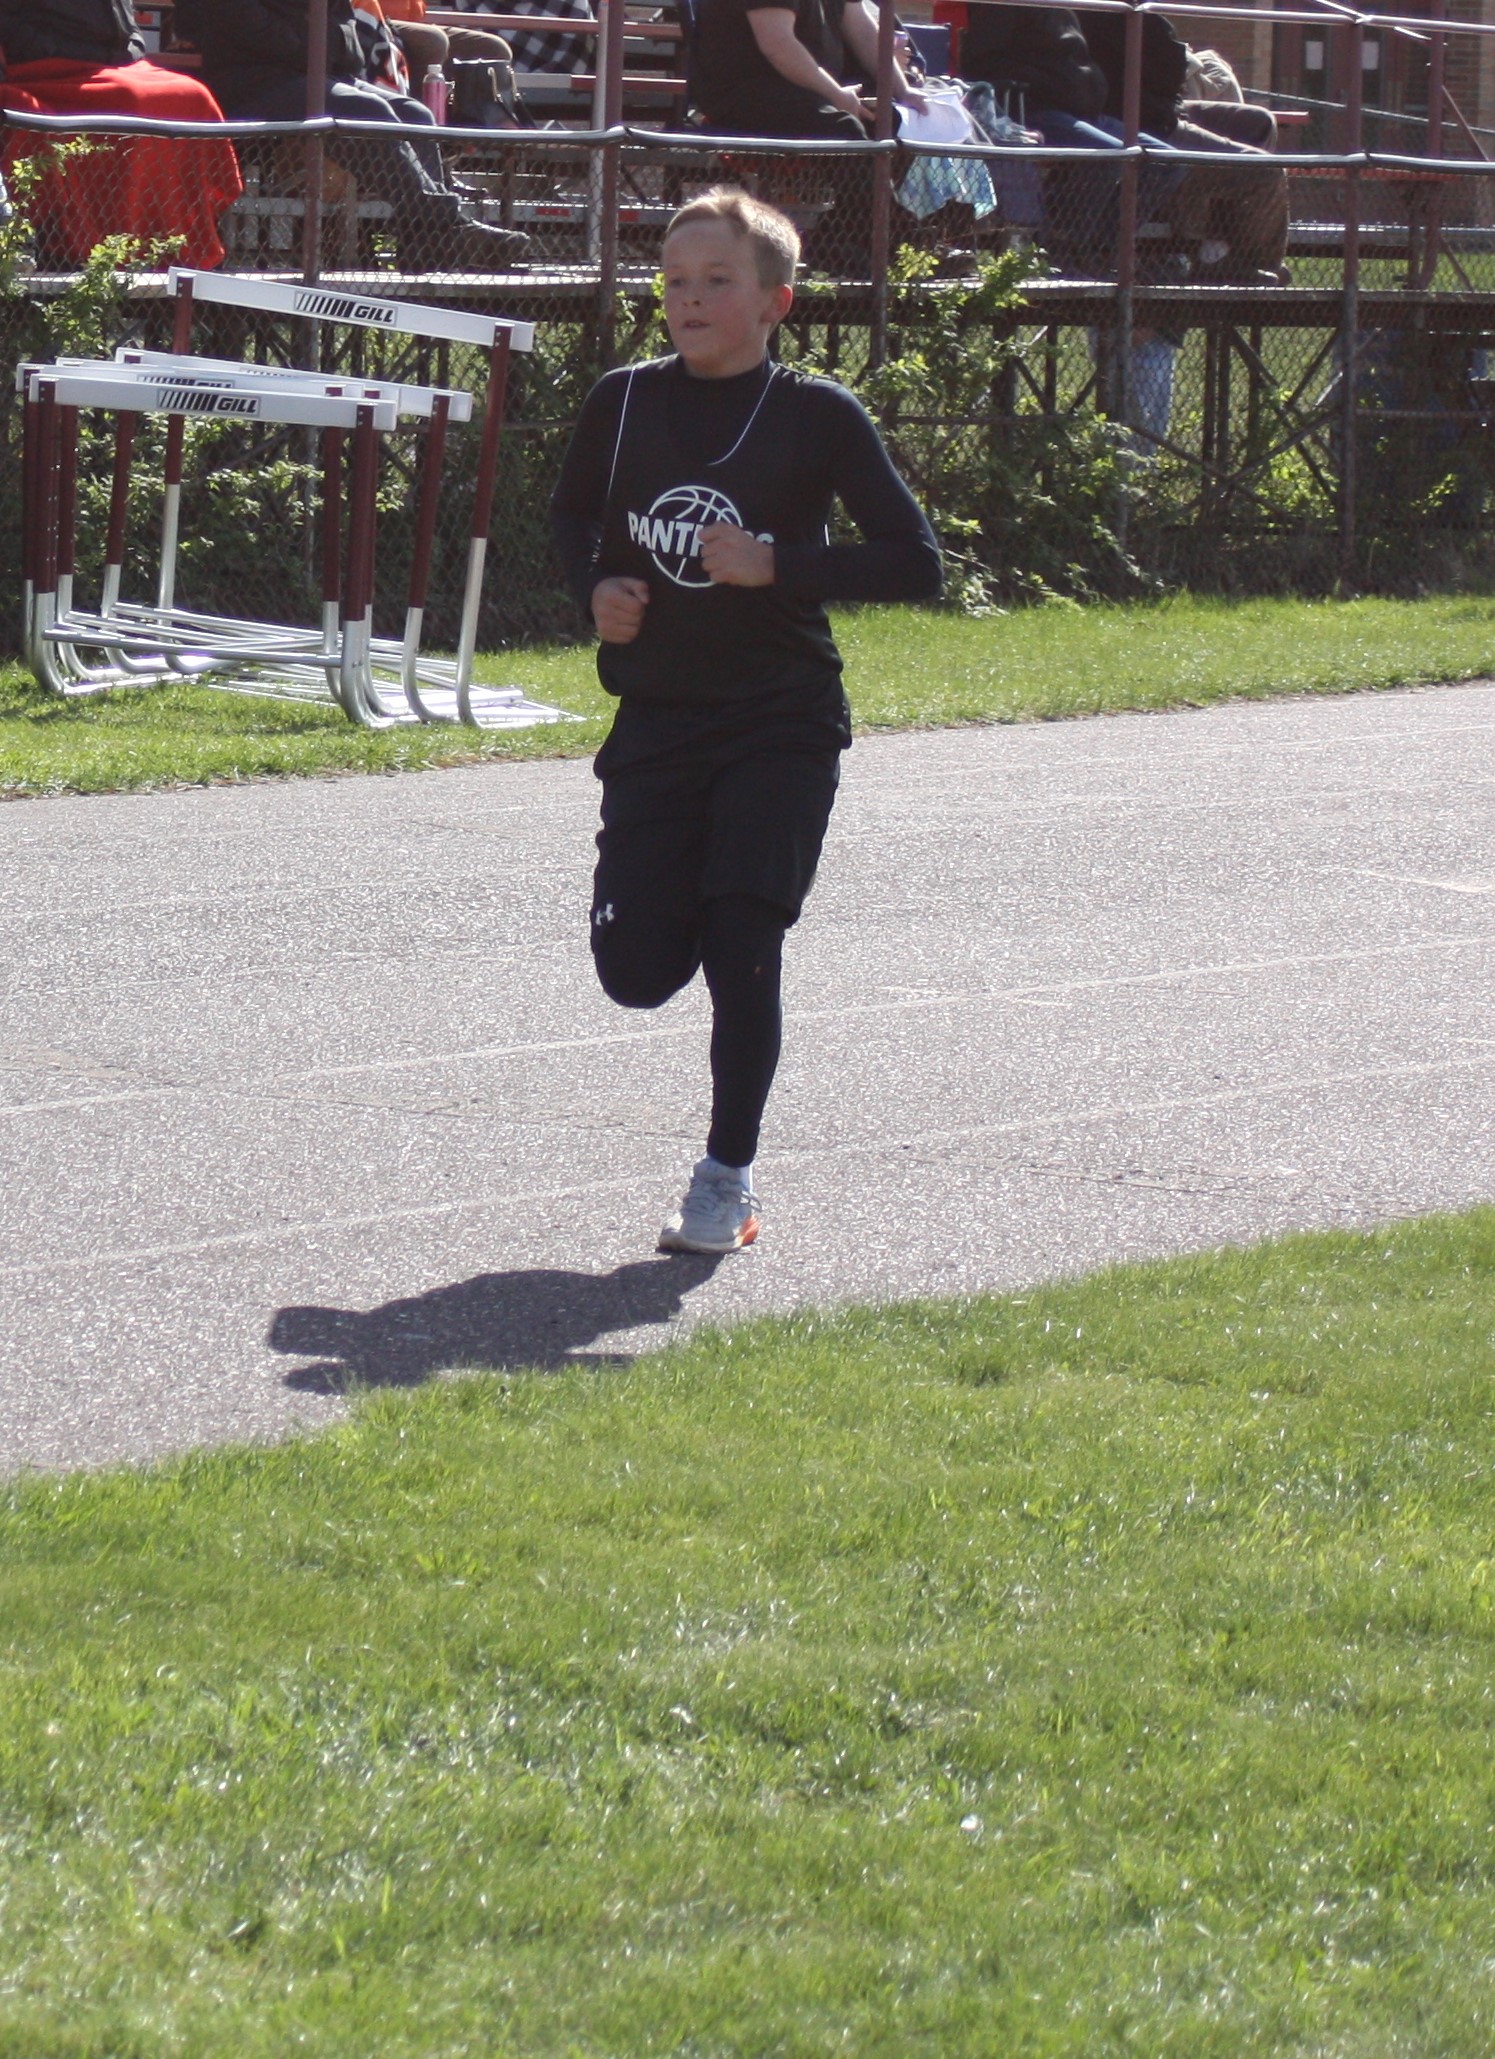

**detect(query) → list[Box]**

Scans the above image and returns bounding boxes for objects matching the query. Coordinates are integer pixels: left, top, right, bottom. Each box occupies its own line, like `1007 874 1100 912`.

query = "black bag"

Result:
450 56 532 128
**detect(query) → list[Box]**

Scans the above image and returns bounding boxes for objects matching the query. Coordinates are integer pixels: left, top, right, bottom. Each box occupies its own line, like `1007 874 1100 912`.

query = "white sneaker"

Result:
658 1157 761 1254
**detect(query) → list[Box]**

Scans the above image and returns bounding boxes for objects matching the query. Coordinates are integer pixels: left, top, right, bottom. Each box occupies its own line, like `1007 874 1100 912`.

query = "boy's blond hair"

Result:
663 188 800 289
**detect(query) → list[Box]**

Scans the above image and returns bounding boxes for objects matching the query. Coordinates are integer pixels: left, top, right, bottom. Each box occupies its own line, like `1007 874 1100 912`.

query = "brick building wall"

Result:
1438 0 1495 135
1166 2 1273 98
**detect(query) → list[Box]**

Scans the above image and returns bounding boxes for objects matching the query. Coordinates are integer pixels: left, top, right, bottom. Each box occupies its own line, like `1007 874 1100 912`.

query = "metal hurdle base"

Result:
33 601 578 730
183 669 576 730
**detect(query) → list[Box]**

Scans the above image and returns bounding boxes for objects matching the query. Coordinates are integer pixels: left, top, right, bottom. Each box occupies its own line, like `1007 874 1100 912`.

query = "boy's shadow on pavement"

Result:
268 1254 725 1393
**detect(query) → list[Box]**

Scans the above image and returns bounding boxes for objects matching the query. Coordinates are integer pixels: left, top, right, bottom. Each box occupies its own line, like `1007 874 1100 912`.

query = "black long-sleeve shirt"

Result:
551 354 939 760
958 5 1106 121
174 0 365 110
552 355 940 623
1081 10 1189 138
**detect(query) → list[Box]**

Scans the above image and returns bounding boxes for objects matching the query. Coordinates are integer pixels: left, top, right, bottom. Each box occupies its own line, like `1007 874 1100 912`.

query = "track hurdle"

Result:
18 275 566 730
93 352 480 724
25 364 398 717
164 269 539 726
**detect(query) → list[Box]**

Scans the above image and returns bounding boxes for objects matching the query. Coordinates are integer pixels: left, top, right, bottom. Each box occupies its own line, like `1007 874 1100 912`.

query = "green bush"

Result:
853 249 1147 604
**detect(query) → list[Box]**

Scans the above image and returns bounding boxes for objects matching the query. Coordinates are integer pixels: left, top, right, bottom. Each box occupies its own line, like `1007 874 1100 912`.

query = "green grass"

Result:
5 1209 1495 2054
6 590 1495 797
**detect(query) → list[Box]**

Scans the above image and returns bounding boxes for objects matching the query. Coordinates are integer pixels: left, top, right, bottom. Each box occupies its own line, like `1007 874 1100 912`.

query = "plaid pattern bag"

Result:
450 0 593 74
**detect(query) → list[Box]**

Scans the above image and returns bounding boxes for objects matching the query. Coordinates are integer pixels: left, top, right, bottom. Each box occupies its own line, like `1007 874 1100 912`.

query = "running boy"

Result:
551 188 941 1254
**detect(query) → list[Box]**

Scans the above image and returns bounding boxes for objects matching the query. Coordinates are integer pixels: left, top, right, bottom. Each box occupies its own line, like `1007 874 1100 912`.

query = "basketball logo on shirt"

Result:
627 484 770 589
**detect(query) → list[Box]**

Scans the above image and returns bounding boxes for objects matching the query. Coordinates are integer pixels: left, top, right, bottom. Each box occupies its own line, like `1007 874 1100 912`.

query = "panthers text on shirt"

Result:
627 484 775 590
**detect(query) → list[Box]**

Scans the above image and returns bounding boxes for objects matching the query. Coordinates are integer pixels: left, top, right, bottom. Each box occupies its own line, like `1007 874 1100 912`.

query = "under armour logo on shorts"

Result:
592 902 615 928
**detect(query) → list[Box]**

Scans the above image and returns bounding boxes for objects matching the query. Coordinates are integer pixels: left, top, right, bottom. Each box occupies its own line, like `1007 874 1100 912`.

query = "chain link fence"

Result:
8 89 1495 658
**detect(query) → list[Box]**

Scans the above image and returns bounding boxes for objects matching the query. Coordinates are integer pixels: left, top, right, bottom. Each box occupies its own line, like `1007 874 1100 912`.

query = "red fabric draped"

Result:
0 59 243 269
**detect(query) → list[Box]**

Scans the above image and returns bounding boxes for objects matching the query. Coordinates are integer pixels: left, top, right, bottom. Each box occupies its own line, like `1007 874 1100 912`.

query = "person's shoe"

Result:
658 1158 760 1255
1141 249 1192 284
397 213 530 273
445 218 531 271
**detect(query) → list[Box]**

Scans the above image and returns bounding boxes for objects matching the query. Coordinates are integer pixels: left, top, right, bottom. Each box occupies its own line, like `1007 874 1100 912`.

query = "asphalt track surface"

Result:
4 681 1493 1473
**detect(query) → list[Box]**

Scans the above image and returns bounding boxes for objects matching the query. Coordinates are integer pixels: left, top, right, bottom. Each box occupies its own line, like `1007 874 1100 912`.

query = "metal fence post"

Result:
1339 16 1364 581
1422 27 1447 287
1114 0 1143 539
301 0 329 292
1428 29 1446 158
595 0 625 366
869 0 897 370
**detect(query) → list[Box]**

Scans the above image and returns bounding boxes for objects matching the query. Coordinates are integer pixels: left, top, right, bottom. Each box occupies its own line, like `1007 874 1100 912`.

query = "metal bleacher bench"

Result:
426 7 688 124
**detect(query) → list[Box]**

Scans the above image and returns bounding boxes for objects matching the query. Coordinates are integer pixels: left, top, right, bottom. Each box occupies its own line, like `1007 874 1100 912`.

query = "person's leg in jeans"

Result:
1023 107 1121 268
359 82 450 183
235 71 528 265
1030 108 1184 271
1128 330 1179 445
235 73 442 200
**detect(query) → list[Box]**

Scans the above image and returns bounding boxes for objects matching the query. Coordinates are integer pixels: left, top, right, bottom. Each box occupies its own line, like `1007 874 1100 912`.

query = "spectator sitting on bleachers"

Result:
958 5 1186 265
0 0 243 267
958 2 1104 143
690 0 924 140
1081 8 1288 281
1183 44 1276 149
177 0 528 268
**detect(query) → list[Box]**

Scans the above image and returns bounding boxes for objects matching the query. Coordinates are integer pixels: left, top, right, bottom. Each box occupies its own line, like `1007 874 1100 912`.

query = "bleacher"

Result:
3 0 1487 296
8 0 1495 617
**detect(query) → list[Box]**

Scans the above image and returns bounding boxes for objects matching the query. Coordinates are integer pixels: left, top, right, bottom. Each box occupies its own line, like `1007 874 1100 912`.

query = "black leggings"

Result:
593 892 787 1170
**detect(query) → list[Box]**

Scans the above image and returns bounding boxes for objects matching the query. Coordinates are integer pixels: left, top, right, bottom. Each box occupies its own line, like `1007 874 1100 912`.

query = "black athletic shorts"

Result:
593 746 841 931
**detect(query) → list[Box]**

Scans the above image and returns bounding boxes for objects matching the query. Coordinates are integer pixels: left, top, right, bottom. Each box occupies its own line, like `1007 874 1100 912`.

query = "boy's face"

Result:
661 221 793 380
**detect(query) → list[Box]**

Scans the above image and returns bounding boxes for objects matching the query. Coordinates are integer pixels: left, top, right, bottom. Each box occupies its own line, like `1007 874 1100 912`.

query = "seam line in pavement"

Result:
4 936 1489 1123
281 933 1495 1085
873 1047 1495 1160
4 934 1488 1121
7 1048 1491 1280
0 1085 181 1121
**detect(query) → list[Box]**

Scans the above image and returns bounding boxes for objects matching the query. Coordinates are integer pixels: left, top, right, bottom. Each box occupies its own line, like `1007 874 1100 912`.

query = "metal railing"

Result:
7 0 1495 614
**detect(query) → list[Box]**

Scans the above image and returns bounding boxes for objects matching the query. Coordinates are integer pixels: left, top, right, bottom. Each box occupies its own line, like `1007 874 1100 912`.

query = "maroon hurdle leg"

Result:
101 410 139 617
455 330 512 723
400 392 452 717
